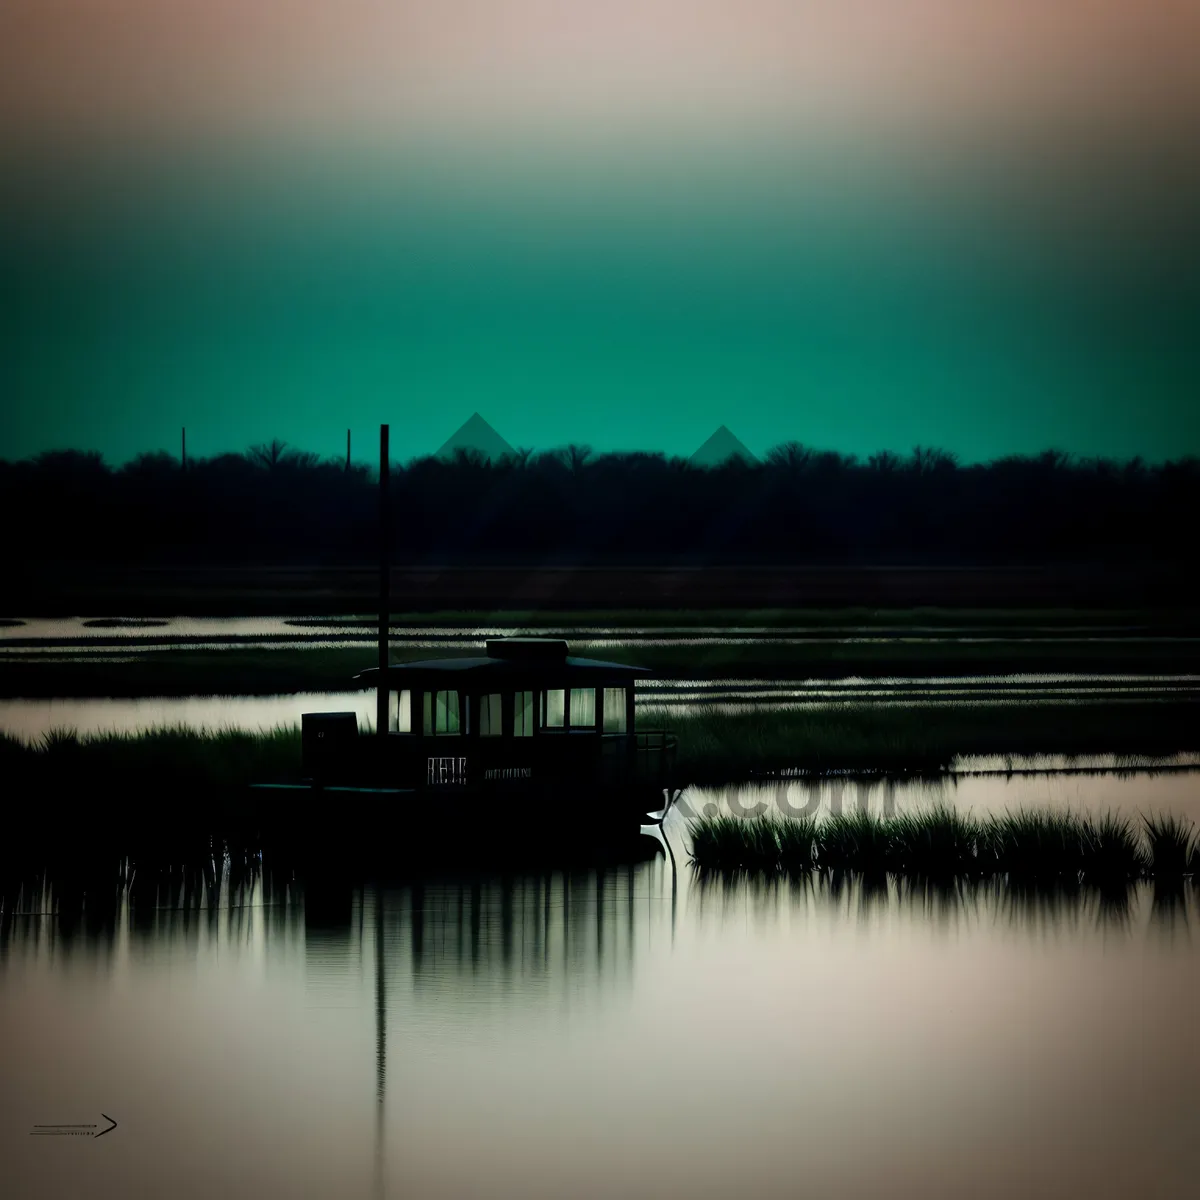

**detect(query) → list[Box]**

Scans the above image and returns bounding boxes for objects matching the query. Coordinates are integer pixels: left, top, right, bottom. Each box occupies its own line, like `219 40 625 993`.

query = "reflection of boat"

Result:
293 638 676 829
300 867 673 1198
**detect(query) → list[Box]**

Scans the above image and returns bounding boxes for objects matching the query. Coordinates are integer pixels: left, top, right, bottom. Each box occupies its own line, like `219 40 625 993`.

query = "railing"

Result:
427 756 468 786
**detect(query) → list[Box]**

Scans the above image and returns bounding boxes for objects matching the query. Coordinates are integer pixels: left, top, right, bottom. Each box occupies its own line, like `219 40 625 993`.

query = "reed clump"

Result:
688 808 1192 881
1142 814 1198 879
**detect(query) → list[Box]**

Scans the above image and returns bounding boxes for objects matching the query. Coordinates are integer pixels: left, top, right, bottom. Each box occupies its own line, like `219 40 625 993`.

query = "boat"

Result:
274 637 677 829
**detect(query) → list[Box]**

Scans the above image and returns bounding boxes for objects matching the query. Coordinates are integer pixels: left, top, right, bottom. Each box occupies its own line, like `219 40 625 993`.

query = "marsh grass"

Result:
775 816 821 872
890 809 980 878
2 724 300 789
688 808 1194 881
1142 814 1198 879
665 704 1198 783
1083 814 1150 883
819 811 893 875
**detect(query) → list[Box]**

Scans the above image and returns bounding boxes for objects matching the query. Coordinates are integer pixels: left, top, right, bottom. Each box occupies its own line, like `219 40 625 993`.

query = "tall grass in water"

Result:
1142 814 1198 879
689 815 819 873
688 809 1190 881
819 811 894 875
890 809 981 878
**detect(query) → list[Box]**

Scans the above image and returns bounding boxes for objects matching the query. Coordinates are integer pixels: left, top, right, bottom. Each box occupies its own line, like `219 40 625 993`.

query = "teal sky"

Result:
3 0 1199 464
2 146 1197 465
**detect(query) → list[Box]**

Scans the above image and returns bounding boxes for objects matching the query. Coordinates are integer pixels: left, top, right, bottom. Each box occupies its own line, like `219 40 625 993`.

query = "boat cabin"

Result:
301 638 675 819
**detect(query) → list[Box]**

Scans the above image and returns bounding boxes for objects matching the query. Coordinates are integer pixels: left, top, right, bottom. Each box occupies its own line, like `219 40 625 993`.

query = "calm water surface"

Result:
2 842 1198 1200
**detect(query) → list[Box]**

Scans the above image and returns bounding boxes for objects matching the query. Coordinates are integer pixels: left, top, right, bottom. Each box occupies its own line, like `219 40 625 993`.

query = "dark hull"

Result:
253 776 672 826
249 779 672 875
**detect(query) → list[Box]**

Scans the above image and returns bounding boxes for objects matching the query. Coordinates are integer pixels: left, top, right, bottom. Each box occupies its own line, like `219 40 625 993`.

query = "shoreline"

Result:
7 563 1193 616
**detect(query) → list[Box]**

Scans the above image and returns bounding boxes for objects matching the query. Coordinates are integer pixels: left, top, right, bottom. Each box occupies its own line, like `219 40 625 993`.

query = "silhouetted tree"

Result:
506 447 534 469
908 446 958 475
450 448 490 470
556 444 593 475
765 442 813 471
246 440 291 470
867 451 902 473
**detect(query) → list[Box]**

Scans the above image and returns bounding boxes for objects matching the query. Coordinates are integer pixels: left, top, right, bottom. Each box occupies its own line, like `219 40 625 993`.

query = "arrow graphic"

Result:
31 1114 118 1139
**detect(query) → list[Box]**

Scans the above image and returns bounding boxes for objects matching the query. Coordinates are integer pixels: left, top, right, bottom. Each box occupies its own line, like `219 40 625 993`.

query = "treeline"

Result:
2 441 1196 564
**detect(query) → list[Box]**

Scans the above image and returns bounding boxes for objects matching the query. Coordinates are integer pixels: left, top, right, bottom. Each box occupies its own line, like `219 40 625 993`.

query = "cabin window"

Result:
603 687 627 733
570 687 596 727
479 693 502 737
542 689 565 729
423 690 461 736
390 689 412 733
513 691 535 737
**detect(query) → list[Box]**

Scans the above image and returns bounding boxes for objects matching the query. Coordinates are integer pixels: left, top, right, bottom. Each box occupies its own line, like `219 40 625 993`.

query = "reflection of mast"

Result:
645 808 679 946
374 887 386 1200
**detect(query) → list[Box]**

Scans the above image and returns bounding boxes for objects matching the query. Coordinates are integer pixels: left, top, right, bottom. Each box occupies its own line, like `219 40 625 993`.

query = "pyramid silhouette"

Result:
689 426 757 467
435 413 516 463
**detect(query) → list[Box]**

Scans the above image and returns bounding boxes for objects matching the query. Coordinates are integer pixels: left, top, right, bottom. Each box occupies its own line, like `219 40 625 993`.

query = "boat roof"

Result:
354 655 650 683
353 636 650 684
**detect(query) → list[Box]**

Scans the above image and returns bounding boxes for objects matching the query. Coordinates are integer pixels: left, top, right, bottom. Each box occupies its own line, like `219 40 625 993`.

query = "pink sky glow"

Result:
1 0 1197 151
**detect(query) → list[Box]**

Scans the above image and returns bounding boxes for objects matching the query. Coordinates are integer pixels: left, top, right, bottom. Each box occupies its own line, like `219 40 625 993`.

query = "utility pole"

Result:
377 424 390 739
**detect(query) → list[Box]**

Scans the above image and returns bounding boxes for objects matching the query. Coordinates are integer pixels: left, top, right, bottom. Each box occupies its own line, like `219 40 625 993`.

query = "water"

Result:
2 849 1198 1200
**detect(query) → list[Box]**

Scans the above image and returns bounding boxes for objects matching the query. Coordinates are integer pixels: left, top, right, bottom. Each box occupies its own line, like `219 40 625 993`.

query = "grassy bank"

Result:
689 810 1199 881
5 637 1200 698
662 703 1200 781
1 726 300 800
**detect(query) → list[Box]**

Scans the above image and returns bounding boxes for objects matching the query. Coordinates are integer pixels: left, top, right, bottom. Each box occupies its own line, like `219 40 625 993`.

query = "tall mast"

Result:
377 424 390 739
